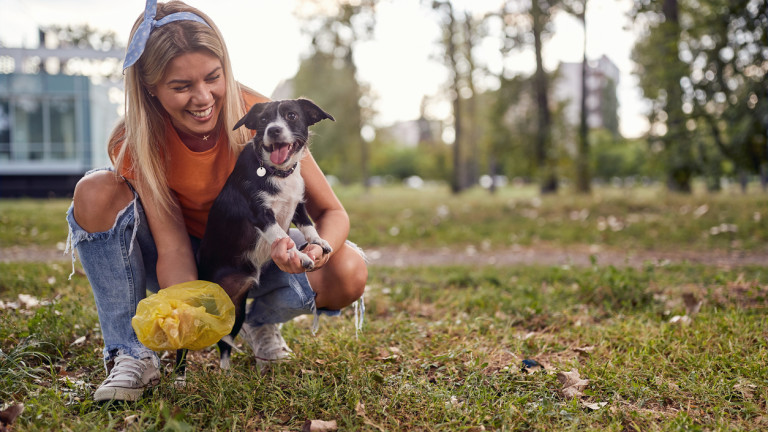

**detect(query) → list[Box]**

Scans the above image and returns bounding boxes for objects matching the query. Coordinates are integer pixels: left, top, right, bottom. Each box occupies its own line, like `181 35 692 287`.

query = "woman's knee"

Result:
72 171 134 233
313 245 368 309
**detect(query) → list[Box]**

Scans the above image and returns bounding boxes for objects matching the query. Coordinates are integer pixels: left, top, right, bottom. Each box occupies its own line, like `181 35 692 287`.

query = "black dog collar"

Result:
257 161 298 178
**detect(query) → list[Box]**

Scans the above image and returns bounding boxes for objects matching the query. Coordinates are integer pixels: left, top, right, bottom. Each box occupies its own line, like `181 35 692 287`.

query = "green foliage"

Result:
293 52 364 183
590 130 660 180
368 140 451 182
631 0 767 191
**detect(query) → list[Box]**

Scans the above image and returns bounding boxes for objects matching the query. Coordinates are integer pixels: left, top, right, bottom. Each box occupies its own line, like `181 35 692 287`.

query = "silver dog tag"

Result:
257 167 266 177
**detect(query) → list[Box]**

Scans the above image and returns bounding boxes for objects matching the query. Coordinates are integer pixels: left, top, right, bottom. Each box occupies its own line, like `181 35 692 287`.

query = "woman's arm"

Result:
136 181 198 288
270 150 349 273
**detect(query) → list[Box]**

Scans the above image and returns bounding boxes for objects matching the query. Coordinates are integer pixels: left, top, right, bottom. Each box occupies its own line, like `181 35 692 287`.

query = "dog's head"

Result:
233 98 334 169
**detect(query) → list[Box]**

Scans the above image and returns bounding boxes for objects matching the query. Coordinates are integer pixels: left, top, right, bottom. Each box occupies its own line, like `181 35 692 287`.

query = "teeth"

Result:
189 107 213 118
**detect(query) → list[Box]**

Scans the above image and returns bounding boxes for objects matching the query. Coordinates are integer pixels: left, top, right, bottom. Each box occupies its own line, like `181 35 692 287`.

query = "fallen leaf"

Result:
70 336 87 346
581 401 608 410
557 370 589 398
124 414 139 428
302 419 337 432
0 403 24 430
18 294 41 309
734 381 757 400
669 315 692 325
355 402 386 432
572 346 596 357
682 293 702 316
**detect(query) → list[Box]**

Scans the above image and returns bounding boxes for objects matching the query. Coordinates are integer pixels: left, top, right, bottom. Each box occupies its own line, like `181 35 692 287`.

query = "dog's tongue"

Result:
270 145 291 165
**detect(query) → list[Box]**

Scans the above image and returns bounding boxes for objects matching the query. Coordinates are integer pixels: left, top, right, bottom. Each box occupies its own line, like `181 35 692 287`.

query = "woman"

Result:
66 0 367 402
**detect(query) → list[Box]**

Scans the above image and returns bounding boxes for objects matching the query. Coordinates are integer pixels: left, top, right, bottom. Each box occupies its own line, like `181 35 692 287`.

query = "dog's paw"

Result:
310 238 333 255
298 251 315 270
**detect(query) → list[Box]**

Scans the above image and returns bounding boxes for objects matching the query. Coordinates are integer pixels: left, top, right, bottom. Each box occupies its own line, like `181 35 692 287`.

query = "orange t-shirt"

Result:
118 91 269 238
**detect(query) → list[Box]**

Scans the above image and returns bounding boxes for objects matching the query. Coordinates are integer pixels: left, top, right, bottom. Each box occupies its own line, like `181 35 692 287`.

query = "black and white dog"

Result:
179 99 335 373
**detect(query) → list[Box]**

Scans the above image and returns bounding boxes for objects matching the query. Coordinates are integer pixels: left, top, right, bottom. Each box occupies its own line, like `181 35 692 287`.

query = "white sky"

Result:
0 0 649 138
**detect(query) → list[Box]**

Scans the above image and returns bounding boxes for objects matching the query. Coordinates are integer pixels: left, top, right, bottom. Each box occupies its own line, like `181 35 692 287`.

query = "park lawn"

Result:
1 185 767 430
2 260 767 431
2 182 768 252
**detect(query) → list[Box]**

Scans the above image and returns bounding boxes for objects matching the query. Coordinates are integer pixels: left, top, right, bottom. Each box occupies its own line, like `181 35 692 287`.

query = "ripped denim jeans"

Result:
66 170 365 371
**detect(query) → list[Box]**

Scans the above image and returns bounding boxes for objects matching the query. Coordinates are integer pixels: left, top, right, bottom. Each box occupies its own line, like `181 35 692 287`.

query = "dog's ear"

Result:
233 102 270 131
298 99 335 126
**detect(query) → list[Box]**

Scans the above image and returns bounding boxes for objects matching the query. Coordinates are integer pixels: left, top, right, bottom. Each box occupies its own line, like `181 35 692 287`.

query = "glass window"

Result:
0 100 9 160
50 98 77 159
14 96 44 159
12 75 43 94
48 75 77 93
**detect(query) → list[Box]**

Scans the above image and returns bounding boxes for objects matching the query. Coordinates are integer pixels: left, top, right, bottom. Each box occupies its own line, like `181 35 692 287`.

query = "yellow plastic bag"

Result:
131 280 235 351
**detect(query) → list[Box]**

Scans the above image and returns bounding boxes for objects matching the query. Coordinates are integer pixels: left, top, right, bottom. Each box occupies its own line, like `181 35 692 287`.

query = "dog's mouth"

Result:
266 142 297 165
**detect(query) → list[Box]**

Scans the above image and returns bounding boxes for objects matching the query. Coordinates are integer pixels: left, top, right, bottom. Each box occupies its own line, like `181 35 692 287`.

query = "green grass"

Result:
3 182 768 252
2 185 768 430
340 183 768 252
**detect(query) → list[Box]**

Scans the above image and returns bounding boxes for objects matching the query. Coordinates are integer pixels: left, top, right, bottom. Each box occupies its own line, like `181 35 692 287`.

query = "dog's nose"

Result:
267 126 282 138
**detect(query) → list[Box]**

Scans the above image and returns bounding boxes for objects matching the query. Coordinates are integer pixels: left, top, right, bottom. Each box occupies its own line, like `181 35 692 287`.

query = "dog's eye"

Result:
259 116 268 124
286 112 298 121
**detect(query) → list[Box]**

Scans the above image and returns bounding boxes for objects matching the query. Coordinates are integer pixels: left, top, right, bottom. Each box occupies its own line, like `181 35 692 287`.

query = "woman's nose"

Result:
191 83 213 104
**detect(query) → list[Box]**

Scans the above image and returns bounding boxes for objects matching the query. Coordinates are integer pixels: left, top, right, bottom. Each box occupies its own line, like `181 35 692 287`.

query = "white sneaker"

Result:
93 355 161 402
240 323 293 365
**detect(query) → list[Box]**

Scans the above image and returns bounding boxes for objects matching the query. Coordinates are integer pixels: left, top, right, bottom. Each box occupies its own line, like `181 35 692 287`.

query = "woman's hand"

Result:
300 243 331 271
271 237 329 274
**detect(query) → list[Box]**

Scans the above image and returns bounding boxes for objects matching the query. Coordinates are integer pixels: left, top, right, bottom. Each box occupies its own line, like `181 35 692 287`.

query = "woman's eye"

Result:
286 112 297 121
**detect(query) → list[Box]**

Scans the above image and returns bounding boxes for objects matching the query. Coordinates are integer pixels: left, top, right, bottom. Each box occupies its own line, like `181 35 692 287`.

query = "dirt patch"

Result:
1 245 70 263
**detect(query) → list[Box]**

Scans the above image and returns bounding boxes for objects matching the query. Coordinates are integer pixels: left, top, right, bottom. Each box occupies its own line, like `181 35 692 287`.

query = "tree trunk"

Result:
575 5 591 194
661 0 692 193
532 0 557 194
447 4 464 194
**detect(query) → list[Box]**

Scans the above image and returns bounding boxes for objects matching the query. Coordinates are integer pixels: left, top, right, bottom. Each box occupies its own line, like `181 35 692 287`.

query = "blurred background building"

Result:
0 34 123 197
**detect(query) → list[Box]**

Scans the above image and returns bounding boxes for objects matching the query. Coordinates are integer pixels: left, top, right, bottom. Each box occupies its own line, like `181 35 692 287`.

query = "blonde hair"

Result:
109 0 253 216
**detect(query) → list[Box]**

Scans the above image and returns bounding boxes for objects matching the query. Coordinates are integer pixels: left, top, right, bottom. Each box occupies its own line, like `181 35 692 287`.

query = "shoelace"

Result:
103 356 145 384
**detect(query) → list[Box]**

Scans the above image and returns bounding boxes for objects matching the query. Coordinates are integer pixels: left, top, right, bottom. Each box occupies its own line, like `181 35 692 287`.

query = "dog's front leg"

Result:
262 223 316 270
292 202 333 255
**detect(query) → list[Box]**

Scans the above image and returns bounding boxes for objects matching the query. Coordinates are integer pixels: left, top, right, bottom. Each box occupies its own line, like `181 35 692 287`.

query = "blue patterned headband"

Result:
123 0 211 70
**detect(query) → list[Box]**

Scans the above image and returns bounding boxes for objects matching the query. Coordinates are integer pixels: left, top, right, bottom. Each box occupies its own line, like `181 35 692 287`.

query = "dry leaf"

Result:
669 315 692 325
302 419 337 432
18 294 41 309
557 370 589 398
124 414 139 428
682 293 703 316
582 401 608 410
70 336 87 346
734 381 757 400
355 402 386 432
572 346 596 357
0 403 24 430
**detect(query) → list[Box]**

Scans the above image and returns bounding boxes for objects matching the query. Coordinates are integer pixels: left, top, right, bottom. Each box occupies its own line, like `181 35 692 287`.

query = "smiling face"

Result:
152 50 226 138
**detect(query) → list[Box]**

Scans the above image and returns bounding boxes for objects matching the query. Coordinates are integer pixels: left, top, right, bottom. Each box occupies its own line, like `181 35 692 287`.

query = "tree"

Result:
683 0 767 191
38 25 123 79
293 0 376 185
632 0 767 192
500 0 561 194
633 0 694 192
431 0 467 194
